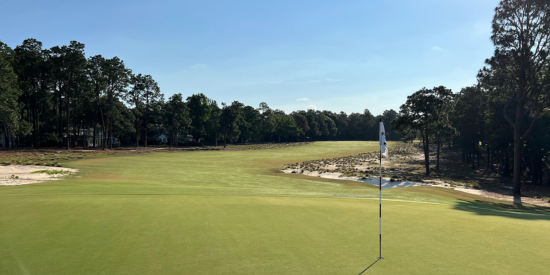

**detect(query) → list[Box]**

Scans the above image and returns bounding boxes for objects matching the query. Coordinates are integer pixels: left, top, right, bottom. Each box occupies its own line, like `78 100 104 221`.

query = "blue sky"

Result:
2 0 500 115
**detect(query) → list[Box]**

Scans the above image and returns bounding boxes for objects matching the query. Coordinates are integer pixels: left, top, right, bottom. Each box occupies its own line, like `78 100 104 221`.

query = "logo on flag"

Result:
380 122 389 160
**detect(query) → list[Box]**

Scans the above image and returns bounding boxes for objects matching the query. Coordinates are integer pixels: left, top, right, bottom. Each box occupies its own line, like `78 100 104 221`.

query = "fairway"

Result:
1 142 549 274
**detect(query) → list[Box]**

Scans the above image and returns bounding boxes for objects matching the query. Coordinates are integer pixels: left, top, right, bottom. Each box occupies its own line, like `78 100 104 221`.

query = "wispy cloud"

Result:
305 80 321 83
326 78 343 82
307 105 317 110
296 98 309 101
430 46 444 51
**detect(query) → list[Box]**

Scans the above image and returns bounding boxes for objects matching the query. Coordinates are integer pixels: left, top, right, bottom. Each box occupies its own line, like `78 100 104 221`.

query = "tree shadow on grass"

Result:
452 199 550 221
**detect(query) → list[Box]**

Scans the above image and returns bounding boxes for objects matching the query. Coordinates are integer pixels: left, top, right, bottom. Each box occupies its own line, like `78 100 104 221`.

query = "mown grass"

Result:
0 141 549 274
0 142 310 167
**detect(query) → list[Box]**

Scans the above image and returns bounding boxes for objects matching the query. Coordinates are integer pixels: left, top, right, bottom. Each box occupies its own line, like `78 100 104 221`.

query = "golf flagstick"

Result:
378 119 387 260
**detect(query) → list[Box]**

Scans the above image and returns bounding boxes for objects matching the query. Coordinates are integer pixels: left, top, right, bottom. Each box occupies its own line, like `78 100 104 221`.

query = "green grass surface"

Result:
1 141 549 274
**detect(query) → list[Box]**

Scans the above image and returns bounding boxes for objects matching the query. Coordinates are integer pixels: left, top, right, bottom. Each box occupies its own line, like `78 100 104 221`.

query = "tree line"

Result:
392 0 550 201
2 0 549 200
0 39 402 150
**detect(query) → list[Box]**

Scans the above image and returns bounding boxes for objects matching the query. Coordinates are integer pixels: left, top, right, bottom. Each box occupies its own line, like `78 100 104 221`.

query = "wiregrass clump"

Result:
283 143 420 178
0 150 121 167
31 170 72 176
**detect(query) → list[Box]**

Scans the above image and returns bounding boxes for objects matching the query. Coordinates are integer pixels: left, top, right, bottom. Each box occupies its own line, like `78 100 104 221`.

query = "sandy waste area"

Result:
282 168 550 207
0 165 79 186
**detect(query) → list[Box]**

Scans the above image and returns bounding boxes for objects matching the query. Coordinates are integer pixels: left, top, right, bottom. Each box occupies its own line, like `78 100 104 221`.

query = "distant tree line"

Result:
2 0 549 199
392 0 550 200
0 38 402 150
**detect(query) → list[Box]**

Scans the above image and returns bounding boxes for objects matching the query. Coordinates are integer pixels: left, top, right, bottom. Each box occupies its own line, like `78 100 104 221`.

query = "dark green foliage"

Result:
239 105 261 143
273 111 300 142
0 35 417 151
164 93 191 147
290 112 308 141
128 73 163 147
392 86 455 176
0 40 23 147
186 93 211 142
478 0 550 199
220 101 242 148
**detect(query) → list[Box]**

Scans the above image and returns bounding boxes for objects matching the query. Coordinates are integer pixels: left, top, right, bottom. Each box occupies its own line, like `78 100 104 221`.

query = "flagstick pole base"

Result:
377 257 384 260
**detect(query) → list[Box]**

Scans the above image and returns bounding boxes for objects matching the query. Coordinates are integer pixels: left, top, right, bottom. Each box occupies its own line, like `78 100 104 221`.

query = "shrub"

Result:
32 170 71 175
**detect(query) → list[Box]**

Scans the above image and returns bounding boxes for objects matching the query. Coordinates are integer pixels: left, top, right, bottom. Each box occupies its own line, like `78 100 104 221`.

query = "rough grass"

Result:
31 170 72 175
0 141 549 274
0 142 309 167
0 150 124 167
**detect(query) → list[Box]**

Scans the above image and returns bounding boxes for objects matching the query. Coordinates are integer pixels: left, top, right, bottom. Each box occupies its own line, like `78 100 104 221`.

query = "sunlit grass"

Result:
0 141 548 274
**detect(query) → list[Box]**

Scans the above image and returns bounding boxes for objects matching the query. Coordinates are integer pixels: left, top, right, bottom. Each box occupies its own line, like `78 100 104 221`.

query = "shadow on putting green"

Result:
452 199 550 220
357 259 380 274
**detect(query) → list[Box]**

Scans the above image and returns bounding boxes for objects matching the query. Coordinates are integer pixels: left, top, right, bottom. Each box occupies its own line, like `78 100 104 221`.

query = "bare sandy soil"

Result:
0 165 79 186
283 168 550 207
280 142 550 208
283 168 439 187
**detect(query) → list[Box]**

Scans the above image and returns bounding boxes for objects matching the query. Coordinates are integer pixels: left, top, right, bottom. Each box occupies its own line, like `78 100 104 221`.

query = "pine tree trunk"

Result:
472 142 475 170
34 94 39 148
423 131 430 177
77 123 80 148
145 95 148 148
73 113 77 148
136 120 139 147
512 116 522 203
109 123 113 150
538 151 543 185
144 130 147 147
436 136 440 171
491 148 494 171
66 96 70 150
485 144 491 170
102 117 107 150
531 153 538 185
58 91 62 148
504 151 510 177
492 148 496 171
3 126 8 149
8 129 12 149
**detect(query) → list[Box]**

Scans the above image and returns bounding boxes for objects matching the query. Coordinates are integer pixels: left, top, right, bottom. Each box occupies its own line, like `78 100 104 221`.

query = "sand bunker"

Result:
361 178 437 188
0 165 79 186
283 169 436 188
283 169 550 207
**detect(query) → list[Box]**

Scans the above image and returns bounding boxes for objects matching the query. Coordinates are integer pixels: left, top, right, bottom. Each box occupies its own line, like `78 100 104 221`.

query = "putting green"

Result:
1 142 549 274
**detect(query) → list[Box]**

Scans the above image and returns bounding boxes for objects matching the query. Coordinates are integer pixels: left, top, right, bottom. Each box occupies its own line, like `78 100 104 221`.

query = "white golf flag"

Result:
379 121 389 160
